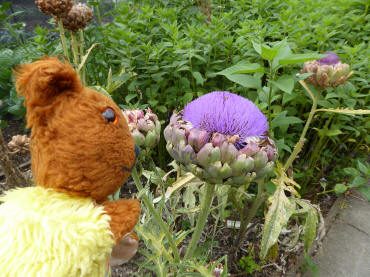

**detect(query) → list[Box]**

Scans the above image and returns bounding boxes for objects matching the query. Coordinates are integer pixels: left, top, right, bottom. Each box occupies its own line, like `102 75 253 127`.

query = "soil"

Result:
0 118 31 187
0 118 337 276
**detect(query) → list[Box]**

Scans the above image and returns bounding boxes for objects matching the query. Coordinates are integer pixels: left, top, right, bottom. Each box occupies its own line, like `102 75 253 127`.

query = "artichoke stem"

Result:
131 167 181 263
233 179 265 252
71 33 80 69
184 183 216 259
57 18 70 63
284 80 319 171
79 29 87 85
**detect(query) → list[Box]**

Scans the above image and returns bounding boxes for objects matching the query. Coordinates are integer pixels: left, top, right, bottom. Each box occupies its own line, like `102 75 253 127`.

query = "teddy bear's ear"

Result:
14 57 82 127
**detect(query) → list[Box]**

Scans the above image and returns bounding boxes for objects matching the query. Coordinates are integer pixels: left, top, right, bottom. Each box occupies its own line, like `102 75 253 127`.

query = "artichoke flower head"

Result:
122 108 161 150
301 52 353 88
165 91 278 185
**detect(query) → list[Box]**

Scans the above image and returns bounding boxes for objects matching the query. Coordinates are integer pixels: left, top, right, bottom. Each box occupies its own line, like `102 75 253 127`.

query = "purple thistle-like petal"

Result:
318 52 339 65
182 91 268 148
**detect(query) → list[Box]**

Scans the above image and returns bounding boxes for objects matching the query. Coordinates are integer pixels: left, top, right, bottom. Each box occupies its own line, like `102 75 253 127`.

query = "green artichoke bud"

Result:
164 92 278 186
301 52 353 88
123 108 161 149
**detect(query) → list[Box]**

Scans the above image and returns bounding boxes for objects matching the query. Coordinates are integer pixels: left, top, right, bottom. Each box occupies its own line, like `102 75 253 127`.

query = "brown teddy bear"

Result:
0 57 141 276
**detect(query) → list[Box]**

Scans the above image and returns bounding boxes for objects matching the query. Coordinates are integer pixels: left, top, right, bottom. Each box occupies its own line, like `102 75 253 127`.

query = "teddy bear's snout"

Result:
121 144 140 173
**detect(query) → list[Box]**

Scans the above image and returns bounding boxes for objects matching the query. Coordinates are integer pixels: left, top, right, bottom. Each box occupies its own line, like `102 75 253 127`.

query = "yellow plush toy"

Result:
0 57 141 277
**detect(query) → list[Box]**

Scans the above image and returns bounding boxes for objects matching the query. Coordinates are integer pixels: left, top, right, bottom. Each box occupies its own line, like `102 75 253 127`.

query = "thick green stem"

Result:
96 1 103 27
267 63 274 123
233 179 265 250
71 33 80 69
131 167 180 263
284 81 318 171
79 30 87 85
184 183 216 259
308 113 334 169
57 19 70 62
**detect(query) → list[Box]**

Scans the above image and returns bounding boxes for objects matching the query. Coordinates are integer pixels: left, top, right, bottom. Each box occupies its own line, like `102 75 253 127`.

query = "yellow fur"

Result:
0 186 115 277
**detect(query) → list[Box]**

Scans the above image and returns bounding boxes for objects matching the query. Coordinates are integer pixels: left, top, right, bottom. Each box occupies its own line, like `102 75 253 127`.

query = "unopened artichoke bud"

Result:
8 135 30 154
35 0 72 16
123 108 161 150
132 129 145 146
58 3 93 33
164 91 278 186
301 52 353 88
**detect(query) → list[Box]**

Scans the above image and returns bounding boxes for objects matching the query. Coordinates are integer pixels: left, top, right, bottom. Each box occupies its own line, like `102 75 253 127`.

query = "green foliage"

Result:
338 159 370 201
237 249 261 275
301 252 319 277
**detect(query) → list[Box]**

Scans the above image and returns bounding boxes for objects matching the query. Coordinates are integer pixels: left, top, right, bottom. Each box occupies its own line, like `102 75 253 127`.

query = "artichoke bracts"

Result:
57 3 93 33
123 108 161 150
301 52 353 88
35 0 72 16
164 91 277 185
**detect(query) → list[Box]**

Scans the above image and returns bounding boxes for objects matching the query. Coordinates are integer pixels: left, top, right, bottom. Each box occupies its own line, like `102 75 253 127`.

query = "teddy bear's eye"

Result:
102 107 118 124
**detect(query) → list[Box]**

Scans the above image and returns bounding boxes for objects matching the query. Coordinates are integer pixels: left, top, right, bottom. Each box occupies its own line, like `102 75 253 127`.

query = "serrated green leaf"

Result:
295 73 314 80
252 41 261 55
220 72 261 89
279 53 326 65
357 186 370 202
125 93 137 103
192 71 204 86
350 176 367 187
271 75 295 94
153 173 196 203
77 43 98 73
271 111 303 133
261 44 280 60
334 183 348 194
303 208 318 251
318 129 343 137
157 105 167 113
272 43 292 69
230 63 265 74
217 62 264 76
343 167 358 176
357 161 369 176
183 92 193 104
184 185 196 226
260 186 296 258
89 86 112 98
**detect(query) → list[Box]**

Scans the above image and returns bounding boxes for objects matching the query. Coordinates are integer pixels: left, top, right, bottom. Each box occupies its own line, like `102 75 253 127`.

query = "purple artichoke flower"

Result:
164 91 278 185
317 52 340 65
301 52 353 87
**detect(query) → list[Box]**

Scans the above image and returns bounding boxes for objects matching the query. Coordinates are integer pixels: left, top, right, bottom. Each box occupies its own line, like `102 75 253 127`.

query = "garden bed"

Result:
0 118 337 276
0 0 368 275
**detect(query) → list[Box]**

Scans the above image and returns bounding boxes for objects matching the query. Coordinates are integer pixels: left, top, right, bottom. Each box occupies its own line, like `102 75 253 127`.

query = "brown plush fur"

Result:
14 57 140 242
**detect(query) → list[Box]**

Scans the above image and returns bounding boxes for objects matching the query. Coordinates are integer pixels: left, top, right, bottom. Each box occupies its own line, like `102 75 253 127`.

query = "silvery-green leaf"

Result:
303 207 318 251
260 185 296 258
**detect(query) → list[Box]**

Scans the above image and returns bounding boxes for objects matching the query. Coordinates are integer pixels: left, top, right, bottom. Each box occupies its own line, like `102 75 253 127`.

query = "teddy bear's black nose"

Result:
121 144 140 172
